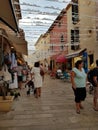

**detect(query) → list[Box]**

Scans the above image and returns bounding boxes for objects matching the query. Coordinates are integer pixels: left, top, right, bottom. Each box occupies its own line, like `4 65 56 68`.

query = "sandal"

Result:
76 110 80 114
93 107 98 111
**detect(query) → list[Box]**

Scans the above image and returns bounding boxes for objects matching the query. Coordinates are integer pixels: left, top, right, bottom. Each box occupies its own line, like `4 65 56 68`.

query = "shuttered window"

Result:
71 29 79 50
72 0 79 24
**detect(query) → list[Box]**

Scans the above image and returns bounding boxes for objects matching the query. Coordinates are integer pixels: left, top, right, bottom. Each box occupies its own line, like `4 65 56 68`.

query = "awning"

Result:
66 48 87 59
14 43 28 55
56 54 67 63
8 34 28 55
0 0 19 32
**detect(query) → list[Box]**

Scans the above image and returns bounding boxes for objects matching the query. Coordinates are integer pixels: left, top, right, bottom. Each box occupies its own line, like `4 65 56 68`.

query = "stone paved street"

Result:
0 75 98 130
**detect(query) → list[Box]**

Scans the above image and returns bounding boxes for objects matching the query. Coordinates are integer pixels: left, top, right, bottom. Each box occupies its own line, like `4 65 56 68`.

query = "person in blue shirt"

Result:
71 60 87 114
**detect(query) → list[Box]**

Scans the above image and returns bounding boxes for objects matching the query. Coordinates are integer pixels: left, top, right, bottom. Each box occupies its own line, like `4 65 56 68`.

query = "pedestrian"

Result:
71 60 87 114
92 59 98 111
44 62 49 73
16 62 23 89
31 61 43 98
25 67 34 96
56 67 62 79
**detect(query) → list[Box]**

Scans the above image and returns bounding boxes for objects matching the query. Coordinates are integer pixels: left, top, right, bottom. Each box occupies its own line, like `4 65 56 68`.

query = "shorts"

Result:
72 87 86 103
18 76 22 82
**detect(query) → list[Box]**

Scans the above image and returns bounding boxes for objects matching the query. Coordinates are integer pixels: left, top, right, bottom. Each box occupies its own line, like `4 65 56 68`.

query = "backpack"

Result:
87 68 98 86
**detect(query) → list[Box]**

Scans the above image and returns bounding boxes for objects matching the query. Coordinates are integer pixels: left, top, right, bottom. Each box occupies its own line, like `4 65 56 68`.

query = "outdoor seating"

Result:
50 71 56 79
60 71 70 82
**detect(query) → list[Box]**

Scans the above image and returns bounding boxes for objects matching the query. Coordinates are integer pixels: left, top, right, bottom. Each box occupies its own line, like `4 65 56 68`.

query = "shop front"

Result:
0 28 26 89
66 48 88 72
49 53 67 73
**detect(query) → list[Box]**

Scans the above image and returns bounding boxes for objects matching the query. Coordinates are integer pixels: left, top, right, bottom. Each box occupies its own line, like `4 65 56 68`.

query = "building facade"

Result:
66 0 97 70
47 9 68 70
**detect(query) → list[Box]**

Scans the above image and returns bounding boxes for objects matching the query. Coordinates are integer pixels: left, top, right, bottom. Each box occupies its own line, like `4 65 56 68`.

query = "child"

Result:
25 80 34 95
25 68 35 95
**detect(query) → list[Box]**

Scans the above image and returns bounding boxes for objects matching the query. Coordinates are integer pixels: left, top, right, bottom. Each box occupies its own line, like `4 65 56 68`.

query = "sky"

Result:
19 0 71 53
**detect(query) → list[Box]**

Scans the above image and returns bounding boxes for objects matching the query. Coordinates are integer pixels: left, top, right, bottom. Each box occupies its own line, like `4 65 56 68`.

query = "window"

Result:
60 45 64 51
50 44 54 52
96 31 98 41
71 28 79 50
96 27 98 41
60 35 64 51
72 0 79 24
58 22 61 27
60 35 64 42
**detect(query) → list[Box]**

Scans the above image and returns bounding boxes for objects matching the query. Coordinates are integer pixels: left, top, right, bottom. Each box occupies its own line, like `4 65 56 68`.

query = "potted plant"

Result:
0 80 14 112
10 89 20 99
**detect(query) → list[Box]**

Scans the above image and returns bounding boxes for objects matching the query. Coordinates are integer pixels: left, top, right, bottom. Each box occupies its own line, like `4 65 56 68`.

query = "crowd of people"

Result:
16 61 45 99
15 59 98 114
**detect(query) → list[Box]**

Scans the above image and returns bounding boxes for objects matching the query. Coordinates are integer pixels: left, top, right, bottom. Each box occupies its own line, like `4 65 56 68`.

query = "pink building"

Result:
47 9 68 70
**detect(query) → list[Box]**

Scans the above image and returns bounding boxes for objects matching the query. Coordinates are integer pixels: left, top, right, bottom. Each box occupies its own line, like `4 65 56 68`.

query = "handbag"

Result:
40 69 44 76
2 65 12 81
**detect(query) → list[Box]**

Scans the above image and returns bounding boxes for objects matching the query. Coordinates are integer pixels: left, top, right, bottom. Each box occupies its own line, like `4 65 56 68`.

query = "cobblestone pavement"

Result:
0 75 98 130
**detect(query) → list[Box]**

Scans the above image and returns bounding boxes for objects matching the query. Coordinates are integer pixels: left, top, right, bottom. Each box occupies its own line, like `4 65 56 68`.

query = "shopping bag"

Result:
2 65 12 81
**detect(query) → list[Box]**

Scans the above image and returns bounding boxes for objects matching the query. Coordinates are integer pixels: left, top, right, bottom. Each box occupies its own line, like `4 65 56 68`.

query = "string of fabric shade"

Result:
18 0 98 50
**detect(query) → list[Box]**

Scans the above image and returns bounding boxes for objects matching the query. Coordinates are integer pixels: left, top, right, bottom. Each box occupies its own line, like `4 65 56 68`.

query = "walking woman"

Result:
71 60 87 114
31 61 42 98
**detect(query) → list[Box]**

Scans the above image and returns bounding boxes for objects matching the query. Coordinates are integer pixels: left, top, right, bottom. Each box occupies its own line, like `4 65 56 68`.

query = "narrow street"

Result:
0 75 98 130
